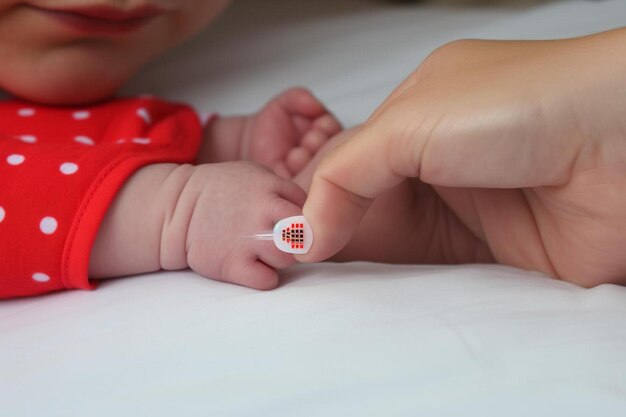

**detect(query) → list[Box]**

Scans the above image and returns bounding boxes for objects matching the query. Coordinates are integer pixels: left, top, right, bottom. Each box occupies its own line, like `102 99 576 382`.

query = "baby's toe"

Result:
286 147 312 175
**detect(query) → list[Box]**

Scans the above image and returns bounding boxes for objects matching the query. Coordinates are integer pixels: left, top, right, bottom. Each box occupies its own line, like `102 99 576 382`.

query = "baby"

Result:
3 0 573 299
87 91 341 290
0 0 341 297
5 1 619 298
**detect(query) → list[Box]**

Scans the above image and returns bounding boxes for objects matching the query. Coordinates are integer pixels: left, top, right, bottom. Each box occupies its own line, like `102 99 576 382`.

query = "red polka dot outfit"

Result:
0 97 202 298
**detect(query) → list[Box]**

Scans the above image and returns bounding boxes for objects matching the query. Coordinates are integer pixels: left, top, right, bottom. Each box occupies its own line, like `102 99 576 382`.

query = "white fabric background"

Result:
2 1 626 416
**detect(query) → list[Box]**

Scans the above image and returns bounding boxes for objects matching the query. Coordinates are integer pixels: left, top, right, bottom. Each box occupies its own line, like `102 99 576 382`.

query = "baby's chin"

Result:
0 52 139 105
0 70 126 106
2 77 121 106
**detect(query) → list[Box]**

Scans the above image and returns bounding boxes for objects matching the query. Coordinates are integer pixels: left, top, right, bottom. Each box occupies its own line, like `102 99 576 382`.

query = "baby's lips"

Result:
272 215 313 255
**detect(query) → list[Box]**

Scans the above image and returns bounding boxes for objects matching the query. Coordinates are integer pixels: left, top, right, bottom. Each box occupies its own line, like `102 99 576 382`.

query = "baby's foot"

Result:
293 128 494 265
241 87 342 178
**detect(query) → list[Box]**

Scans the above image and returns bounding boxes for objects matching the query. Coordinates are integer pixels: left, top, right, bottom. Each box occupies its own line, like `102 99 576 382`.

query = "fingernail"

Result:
272 215 313 255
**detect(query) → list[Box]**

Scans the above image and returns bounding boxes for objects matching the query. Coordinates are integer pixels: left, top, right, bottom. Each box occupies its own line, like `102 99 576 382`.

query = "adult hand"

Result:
298 28 626 287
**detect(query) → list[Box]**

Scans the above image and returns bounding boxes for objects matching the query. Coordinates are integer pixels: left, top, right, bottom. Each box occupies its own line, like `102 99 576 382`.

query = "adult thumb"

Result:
296 118 415 262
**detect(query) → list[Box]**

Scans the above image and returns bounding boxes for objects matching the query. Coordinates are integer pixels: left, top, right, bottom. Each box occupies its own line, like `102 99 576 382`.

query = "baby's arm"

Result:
88 163 183 278
0 94 326 298
90 161 306 289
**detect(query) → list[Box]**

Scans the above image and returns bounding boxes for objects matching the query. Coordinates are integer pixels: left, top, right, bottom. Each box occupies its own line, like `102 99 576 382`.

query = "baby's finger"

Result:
270 195 306 227
301 130 329 154
227 257 280 290
258 247 296 271
276 178 307 208
286 147 312 175
293 115 313 138
275 87 325 117
313 114 342 137
272 161 293 179
256 197 305 268
241 196 303 285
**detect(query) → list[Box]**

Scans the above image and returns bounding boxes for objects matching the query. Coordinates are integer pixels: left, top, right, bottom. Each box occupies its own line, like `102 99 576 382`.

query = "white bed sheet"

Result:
3 1 626 416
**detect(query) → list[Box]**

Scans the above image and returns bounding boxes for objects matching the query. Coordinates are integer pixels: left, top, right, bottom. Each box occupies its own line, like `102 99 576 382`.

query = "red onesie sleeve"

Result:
0 97 202 298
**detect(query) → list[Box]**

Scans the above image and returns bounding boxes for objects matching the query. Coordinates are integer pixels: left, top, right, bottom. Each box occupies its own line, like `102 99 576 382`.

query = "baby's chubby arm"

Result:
89 162 305 289
88 163 187 278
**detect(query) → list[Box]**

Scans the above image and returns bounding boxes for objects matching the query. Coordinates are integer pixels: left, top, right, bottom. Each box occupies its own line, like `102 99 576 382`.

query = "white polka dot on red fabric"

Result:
32 272 50 283
40 217 58 235
59 162 79 175
18 108 35 117
132 138 151 145
0 206 4 223
6 154 25 165
137 108 151 124
19 135 37 144
74 135 95 146
116 139 126 144
73 111 90 120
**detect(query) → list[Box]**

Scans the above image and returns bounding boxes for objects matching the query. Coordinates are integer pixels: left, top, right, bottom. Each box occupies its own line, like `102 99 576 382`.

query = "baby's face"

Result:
0 0 230 104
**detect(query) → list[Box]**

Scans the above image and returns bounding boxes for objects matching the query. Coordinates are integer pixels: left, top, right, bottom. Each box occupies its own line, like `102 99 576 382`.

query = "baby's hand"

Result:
90 162 306 290
245 88 342 178
198 88 342 178
162 162 306 289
